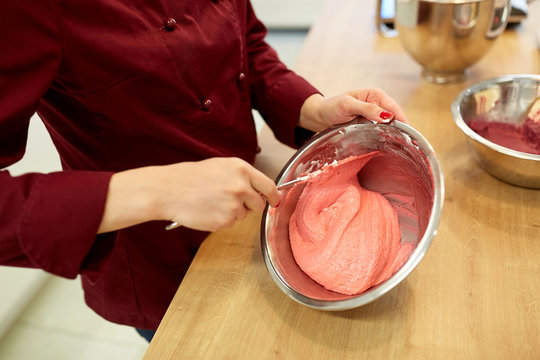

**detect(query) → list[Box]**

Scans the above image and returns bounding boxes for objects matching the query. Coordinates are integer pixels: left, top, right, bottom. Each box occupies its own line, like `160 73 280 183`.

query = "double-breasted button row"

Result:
198 72 247 111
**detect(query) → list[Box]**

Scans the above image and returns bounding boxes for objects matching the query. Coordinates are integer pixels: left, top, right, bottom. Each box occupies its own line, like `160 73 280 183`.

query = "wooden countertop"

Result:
144 1 540 358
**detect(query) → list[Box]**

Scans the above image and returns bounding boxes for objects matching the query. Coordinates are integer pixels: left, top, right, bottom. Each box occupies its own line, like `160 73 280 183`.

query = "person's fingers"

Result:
235 204 248 221
339 96 391 123
353 100 392 123
348 89 410 124
246 166 281 207
375 95 409 124
242 191 267 213
158 158 283 232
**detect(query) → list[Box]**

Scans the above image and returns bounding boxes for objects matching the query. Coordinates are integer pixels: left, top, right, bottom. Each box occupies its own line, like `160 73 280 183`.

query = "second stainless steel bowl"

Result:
452 74 540 188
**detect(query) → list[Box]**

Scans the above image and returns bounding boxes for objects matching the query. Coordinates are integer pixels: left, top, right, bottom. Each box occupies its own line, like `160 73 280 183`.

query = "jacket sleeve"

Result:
0 0 115 279
244 1 320 148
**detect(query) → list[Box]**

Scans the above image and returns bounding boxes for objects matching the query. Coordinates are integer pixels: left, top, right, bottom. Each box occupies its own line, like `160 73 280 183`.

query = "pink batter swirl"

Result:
289 151 413 295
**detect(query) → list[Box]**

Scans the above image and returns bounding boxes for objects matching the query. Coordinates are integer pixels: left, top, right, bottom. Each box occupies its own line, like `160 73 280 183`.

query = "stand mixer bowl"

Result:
395 0 511 83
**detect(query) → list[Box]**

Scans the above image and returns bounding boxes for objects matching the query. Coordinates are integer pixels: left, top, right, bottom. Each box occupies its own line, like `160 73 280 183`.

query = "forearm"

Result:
298 93 325 132
97 166 163 234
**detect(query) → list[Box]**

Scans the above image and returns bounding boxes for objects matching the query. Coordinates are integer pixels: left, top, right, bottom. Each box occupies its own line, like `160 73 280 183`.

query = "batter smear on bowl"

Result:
468 117 540 155
467 97 540 155
289 151 413 295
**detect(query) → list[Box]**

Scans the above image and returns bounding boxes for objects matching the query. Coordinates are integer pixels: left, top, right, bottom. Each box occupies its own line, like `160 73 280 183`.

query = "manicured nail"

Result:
379 111 393 120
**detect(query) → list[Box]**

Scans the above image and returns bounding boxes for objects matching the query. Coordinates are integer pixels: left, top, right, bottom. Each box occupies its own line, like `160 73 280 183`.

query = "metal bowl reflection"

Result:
260 118 444 310
395 0 511 83
452 74 540 188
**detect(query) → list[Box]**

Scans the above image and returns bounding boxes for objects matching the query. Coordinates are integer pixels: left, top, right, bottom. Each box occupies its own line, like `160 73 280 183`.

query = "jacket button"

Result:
237 72 246 83
164 17 176 31
201 98 212 111
255 146 261 153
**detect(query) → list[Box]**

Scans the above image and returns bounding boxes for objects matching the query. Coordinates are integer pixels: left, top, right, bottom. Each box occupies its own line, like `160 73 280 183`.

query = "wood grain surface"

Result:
144 1 540 358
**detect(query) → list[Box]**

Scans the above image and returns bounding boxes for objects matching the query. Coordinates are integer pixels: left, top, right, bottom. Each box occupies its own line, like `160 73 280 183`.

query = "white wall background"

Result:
251 0 325 28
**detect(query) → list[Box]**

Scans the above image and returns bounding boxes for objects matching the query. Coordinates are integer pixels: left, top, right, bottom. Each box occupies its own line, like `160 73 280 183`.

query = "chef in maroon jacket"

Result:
0 0 407 341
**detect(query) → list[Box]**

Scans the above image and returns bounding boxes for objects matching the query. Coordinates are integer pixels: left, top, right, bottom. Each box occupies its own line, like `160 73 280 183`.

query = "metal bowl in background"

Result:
260 118 444 310
452 74 540 188
395 0 511 83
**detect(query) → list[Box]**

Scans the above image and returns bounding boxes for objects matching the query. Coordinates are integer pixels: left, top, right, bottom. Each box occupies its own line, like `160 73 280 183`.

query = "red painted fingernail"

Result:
275 200 281 207
379 111 393 120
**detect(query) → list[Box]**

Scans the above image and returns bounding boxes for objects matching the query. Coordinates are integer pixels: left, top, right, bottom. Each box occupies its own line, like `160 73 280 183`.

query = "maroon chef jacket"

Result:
0 0 319 329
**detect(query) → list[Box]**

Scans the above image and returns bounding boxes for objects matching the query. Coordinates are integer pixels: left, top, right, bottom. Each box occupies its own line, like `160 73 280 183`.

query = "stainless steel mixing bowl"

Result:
452 74 540 188
260 118 444 310
395 0 511 83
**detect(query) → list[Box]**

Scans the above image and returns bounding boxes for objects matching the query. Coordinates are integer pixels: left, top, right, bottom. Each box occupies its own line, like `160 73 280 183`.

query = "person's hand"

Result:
298 89 409 133
98 157 281 233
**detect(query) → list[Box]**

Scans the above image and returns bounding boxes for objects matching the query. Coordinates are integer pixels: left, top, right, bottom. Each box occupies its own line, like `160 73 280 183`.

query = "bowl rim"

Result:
260 118 445 311
451 73 540 161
